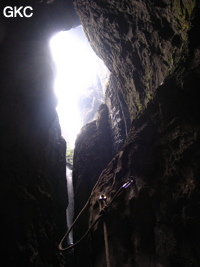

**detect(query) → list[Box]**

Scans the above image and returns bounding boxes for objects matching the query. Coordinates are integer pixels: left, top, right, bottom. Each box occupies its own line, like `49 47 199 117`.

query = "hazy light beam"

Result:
49 26 102 148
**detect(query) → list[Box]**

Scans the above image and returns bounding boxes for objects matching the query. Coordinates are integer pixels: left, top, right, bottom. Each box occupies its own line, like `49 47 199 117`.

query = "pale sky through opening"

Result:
49 26 105 148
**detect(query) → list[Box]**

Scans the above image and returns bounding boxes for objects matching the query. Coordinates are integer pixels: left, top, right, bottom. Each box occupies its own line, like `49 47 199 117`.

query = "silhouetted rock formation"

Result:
73 104 112 216
0 1 79 266
73 0 200 266
1 0 200 266
46 116 68 242
73 104 112 266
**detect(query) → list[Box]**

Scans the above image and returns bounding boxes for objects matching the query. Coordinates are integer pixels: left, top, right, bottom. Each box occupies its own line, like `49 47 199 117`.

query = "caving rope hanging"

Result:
59 177 135 267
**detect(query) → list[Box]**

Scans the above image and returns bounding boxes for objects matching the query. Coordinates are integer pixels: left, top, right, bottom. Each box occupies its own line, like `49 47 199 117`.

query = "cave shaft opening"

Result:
49 25 109 149
49 25 109 244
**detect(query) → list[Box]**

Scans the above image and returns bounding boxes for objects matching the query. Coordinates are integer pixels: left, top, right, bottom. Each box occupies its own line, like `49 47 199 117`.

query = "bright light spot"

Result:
49 26 108 148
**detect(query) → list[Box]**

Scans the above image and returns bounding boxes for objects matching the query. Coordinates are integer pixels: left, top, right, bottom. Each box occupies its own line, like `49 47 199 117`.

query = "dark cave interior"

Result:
0 1 200 267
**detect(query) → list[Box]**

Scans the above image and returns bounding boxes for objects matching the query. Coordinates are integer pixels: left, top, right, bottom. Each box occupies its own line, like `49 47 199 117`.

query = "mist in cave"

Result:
49 25 109 244
49 25 109 148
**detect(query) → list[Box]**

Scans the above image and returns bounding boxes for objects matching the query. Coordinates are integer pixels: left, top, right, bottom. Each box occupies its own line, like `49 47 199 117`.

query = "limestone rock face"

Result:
46 116 68 243
89 76 200 266
1 0 200 266
105 74 131 155
0 39 59 267
0 0 79 40
0 1 79 266
73 104 113 266
73 0 200 266
75 0 198 120
73 104 112 216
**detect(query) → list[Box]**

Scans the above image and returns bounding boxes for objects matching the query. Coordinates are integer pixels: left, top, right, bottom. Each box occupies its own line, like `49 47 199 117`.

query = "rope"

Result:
59 214 103 251
58 177 134 252
103 221 111 267
58 196 96 251
59 173 103 251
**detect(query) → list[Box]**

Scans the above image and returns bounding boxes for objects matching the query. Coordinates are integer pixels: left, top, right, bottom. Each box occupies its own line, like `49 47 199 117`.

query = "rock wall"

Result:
89 75 200 266
106 73 131 155
73 104 112 216
46 116 68 243
75 0 198 120
73 104 113 266
73 0 200 266
1 0 199 266
0 1 79 266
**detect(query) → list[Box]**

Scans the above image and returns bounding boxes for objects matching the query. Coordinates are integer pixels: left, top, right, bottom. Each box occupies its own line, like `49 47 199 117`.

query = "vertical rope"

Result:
103 221 111 267
59 179 134 251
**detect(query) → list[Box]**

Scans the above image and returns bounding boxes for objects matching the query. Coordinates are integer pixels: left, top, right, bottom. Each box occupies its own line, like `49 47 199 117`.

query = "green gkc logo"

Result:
3 6 33 17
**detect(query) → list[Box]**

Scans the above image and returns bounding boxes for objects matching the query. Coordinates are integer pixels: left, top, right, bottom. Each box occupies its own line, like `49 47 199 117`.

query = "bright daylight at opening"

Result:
49 25 109 149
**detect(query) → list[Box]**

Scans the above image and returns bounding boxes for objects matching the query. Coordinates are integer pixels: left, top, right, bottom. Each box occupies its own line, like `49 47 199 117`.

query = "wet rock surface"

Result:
73 104 112 217
89 75 200 266
1 0 200 266
73 0 200 266
46 116 68 243
72 104 112 266
105 73 131 155
75 0 198 120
